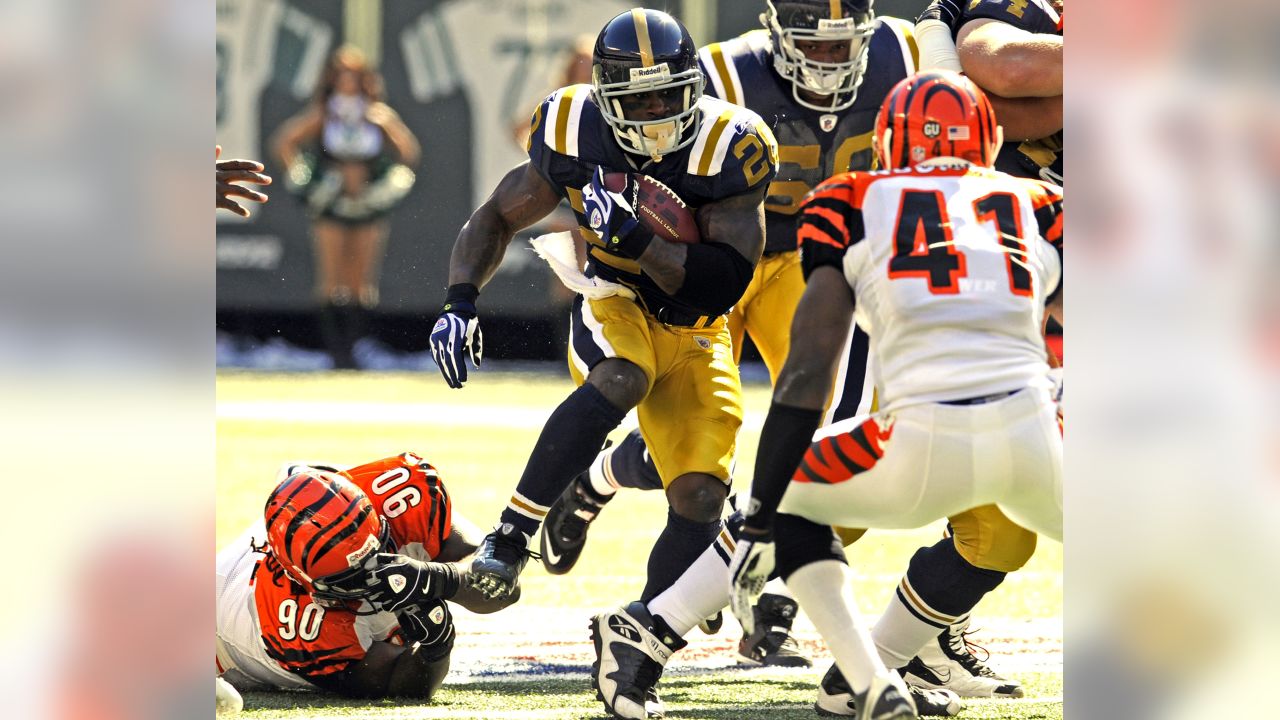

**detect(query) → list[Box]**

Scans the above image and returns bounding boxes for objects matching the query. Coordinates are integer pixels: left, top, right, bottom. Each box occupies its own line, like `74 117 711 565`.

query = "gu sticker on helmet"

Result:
923 121 941 138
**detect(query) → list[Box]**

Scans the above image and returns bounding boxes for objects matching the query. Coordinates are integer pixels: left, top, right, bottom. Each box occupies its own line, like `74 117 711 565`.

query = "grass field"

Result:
217 369 1062 720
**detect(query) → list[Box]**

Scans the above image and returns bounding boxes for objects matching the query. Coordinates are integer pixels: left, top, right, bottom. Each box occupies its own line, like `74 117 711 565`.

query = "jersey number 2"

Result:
888 190 1031 296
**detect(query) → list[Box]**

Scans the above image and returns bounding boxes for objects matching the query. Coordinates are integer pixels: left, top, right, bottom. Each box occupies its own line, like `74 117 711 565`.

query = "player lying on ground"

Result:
215 453 511 702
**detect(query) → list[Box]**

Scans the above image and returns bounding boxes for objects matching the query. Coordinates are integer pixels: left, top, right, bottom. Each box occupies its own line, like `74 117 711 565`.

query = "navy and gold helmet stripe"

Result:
631 8 655 67
829 0 843 19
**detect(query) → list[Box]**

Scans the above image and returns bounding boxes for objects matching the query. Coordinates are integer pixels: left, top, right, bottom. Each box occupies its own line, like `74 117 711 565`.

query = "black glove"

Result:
430 284 484 389
365 553 463 614
397 599 455 655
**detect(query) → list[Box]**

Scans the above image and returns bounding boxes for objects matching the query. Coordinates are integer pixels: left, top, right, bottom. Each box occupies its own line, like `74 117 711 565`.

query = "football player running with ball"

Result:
728 70 1063 720
215 454 510 702
428 13 778 688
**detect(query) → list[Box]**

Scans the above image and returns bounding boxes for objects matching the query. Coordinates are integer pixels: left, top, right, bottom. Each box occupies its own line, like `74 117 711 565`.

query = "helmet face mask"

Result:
263 470 394 608
592 9 705 161
764 0 876 112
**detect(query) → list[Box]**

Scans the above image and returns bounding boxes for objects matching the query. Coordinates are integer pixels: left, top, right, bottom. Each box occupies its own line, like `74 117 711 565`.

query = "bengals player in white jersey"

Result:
727 71 1062 720
215 453 511 702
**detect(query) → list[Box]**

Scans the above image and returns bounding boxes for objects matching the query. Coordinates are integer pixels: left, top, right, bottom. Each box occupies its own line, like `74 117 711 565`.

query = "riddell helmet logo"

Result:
629 63 671 82
608 615 641 642
346 533 380 567
923 121 941 138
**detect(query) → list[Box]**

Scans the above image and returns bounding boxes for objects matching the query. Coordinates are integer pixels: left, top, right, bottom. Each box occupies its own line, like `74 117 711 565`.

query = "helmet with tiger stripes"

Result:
873 70 1002 170
263 469 392 604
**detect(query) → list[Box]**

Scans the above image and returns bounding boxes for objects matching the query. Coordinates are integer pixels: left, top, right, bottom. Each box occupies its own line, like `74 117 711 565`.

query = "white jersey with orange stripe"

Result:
800 159 1063 412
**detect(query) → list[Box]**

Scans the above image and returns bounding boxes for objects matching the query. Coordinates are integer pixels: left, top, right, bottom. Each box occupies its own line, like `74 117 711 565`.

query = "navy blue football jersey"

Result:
526 85 778 318
941 0 1064 183
698 19 920 253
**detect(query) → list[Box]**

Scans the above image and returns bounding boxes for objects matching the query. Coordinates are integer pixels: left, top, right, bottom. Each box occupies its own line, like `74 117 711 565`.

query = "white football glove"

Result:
728 533 775 637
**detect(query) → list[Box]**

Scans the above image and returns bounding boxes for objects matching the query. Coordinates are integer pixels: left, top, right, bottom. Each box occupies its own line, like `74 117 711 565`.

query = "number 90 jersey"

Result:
215 453 452 690
799 160 1063 412
698 21 919 253
526 85 777 318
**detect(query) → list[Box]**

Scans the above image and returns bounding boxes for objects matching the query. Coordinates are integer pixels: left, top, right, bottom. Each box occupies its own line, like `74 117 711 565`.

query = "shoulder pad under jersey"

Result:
683 95 778 197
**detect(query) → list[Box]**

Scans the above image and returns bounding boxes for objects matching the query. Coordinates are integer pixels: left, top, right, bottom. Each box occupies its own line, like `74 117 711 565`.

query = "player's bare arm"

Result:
308 639 450 700
986 93 1063 141
446 161 563 289
957 19 1062 98
638 183 767 299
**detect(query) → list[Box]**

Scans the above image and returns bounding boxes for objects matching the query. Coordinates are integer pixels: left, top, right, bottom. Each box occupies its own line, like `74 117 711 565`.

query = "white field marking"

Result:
217 401 767 431
443 606 1062 684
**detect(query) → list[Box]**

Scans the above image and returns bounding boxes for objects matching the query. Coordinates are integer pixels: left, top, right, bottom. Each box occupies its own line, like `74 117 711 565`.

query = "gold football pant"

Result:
568 294 742 486
727 250 805 382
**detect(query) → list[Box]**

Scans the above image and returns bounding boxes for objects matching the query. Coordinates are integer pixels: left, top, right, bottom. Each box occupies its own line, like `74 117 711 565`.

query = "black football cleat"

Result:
540 474 613 575
816 663 960 717
738 593 812 667
468 523 534 601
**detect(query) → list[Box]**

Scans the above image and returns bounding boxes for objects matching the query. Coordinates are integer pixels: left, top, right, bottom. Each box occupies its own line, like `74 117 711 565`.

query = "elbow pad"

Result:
672 241 754 316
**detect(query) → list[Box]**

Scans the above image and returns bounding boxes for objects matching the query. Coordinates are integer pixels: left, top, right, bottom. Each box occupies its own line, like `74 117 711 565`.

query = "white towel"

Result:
530 231 636 300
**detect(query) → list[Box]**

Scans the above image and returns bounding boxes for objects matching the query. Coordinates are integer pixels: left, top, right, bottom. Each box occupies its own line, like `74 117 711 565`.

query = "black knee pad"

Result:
773 513 846 581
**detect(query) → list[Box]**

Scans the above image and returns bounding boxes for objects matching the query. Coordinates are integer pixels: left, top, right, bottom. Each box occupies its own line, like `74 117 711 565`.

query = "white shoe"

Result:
816 663 959 717
590 602 687 719
904 620 1024 698
215 676 243 714
857 672 918 720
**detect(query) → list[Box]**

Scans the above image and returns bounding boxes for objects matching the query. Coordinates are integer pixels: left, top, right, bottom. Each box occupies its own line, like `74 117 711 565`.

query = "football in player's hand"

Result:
603 173 701 244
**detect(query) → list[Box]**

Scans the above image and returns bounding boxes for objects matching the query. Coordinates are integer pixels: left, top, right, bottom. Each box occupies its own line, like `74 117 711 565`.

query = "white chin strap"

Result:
799 66 853 94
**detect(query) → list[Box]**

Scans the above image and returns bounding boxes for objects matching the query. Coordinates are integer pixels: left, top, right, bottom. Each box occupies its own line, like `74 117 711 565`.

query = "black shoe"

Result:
468 523 534 601
591 602 687 719
540 475 612 575
697 611 723 635
817 663 960 717
737 593 812 667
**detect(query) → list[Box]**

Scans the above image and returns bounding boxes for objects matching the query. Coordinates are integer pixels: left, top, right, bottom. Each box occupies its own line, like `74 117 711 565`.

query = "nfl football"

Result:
603 172 701 244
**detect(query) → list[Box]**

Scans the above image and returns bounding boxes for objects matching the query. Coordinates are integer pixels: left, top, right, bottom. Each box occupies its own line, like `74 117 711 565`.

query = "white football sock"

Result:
872 591 953 669
586 444 619 497
763 577 793 598
787 560 885 694
646 530 735 636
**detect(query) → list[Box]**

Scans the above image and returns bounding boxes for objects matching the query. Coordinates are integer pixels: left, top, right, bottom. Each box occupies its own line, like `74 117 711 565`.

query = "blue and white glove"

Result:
728 529 776 637
430 284 483 389
581 167 652 259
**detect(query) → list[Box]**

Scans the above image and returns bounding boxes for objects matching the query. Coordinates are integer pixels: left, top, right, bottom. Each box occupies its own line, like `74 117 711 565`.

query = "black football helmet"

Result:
592 9 705 161
763 0 877 112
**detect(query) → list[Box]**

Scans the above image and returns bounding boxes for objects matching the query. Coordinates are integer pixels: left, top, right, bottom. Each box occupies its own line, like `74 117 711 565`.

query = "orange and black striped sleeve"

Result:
1027 180 1063 303
798 173 865 280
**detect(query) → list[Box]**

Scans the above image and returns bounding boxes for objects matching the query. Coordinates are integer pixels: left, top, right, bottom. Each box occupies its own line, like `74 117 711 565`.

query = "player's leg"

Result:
469 296 654 601
776 512 916 720
634 321 741 602
877 506 1034 699
540 428 662 575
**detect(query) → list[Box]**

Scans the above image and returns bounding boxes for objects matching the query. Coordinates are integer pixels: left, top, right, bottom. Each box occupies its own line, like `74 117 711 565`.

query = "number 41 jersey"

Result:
799 159 1063 412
